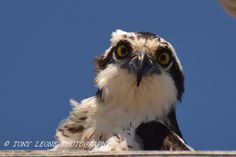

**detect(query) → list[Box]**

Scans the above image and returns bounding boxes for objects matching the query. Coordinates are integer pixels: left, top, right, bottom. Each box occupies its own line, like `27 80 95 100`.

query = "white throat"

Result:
96 64 177 119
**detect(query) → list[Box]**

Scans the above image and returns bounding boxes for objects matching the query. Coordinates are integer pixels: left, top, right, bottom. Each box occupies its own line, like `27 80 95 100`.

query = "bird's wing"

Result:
54 97 97 150
135 121 194 151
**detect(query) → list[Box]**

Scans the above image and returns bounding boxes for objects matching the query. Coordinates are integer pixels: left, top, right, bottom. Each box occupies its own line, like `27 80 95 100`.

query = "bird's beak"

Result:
129 52 153 86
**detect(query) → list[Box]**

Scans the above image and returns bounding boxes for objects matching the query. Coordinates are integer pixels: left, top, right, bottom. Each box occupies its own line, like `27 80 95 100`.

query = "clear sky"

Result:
0 0 236 150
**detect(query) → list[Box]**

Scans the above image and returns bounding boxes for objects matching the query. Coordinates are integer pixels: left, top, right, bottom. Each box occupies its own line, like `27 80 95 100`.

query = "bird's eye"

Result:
158 52 172 67
115 44 131 59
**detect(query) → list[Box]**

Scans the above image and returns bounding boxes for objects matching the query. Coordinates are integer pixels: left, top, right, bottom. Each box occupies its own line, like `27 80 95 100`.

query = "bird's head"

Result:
95 30 184 113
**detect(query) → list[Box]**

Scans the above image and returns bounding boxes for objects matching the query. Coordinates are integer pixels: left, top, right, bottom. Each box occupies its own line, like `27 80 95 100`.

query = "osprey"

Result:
54 30 193 151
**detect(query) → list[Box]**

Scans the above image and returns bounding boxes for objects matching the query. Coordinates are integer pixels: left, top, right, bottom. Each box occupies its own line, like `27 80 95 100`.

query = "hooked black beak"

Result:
129 53 153 86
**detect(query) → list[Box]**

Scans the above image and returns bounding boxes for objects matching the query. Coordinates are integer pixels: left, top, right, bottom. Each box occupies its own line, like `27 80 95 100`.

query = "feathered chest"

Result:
94 65 178 140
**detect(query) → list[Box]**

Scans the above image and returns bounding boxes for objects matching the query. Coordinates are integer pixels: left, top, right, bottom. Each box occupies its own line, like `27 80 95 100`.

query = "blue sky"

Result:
0 0 236 150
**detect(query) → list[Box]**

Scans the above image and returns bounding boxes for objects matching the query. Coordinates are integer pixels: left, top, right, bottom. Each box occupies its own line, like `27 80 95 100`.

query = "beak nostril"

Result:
129 53 153 86
137 53 144 61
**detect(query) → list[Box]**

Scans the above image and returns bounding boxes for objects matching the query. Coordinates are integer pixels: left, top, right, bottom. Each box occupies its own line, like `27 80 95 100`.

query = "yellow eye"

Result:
115 44 130 59
158 52 171 67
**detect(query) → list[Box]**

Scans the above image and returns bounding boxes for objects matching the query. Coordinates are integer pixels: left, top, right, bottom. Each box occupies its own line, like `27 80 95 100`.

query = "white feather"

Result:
95 65 177 134
54 30 185 151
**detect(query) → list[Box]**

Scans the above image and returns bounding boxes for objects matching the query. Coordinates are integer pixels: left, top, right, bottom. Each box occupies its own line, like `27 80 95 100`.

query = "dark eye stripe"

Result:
168 59 184 101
